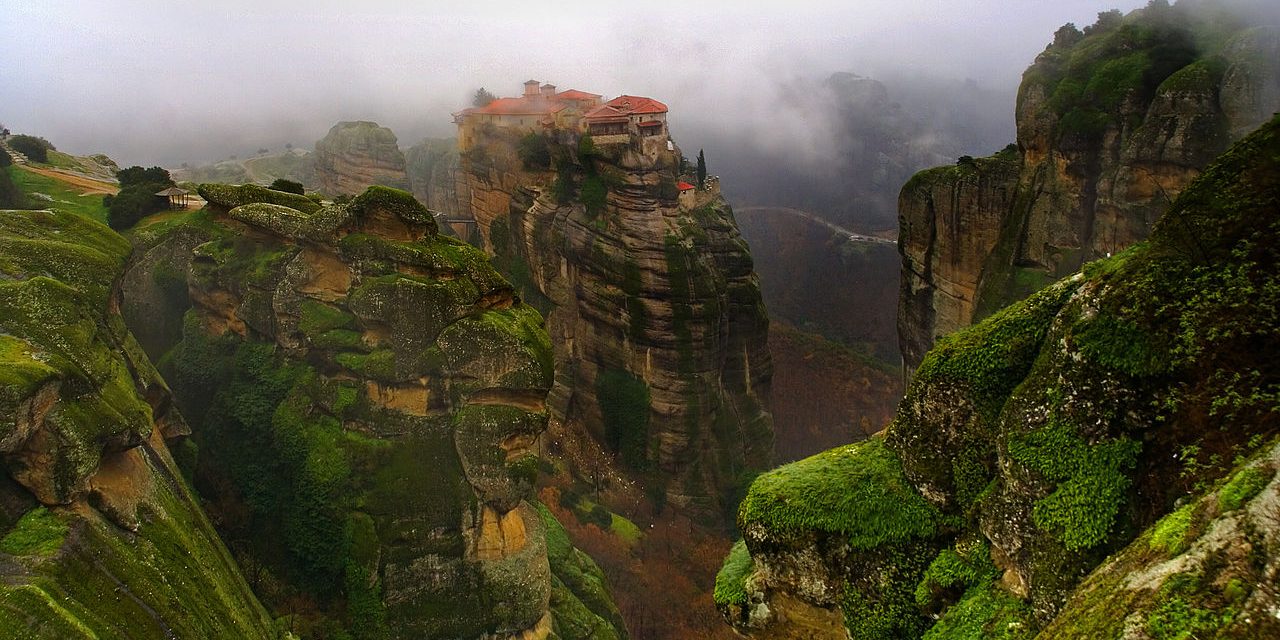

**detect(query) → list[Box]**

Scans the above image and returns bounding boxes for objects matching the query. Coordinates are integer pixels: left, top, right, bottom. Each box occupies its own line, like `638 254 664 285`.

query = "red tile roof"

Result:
470 97 568 116
605 95 668 114
555 89 601 101
677 181 695 191
584 104 630 122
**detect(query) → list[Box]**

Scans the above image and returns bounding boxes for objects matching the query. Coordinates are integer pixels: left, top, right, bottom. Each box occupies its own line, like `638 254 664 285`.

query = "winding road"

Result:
735 206 897 246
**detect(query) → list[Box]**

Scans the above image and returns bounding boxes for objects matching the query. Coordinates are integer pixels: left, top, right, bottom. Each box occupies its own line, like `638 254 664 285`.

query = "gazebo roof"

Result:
155 187 191 197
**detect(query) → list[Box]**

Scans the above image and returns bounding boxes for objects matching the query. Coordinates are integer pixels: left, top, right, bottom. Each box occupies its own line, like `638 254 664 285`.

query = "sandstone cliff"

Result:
899 5 1280 372
122 184 625 639
314 121 410 197
0 209 276 638
717 114 1280 639
453 128 773 516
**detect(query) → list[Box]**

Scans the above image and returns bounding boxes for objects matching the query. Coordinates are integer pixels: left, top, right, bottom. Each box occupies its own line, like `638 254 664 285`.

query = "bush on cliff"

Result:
107 165 174 230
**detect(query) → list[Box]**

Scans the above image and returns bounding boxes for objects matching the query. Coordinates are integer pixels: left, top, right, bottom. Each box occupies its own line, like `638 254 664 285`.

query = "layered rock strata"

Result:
899 8 1280 373
455 128 773 515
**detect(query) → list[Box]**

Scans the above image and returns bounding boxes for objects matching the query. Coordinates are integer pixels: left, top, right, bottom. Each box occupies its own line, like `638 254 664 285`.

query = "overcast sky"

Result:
1 0 1153 166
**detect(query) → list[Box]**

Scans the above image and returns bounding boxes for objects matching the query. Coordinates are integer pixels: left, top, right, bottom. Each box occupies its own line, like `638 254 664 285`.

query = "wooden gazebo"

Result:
155 186 192 210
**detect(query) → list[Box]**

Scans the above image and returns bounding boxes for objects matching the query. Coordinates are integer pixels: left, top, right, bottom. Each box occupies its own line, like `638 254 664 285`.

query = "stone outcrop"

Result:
123 184 625 639
898 6 1280 373
453 127 773 515
717 113 1280 638
313 121 410 197
0 209 276 638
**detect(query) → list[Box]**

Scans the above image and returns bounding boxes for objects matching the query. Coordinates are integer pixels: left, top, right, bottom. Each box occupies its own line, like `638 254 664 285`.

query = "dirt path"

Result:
22 165 119 196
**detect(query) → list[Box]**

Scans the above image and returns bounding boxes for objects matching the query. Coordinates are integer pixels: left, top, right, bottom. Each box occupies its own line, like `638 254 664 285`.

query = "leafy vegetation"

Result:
580 175 606 216
1007 418 1142 551
518 132 551 170
8 134 54 163
914 540 998 609
921 583 1034 640
1034 4 1200 141
269 178 306 194
106 165 174 230
596 368 651 469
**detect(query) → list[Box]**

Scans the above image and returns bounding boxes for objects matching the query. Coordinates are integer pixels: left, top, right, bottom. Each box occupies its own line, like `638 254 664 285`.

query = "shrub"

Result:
108 165 174 230
596 368 651 469
580 175 607 216
269 178 305 194
8 134 53 163
518 133 551 170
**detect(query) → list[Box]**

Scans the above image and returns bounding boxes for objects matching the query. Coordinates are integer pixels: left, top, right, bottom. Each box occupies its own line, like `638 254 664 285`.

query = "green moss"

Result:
1007 419 1142 551
713 540 753 606
299 299 355 335
922 583 1035 640
1218 466 1271 511
0 507 68 556
1148 502 1196 555
914 280 1079 421
349 185 437 233
915 541 998 609
739 438 940 548
335 349 397 382
535 503 627 640
1145 575 1238 640
840 543 935 640
197 182 321 214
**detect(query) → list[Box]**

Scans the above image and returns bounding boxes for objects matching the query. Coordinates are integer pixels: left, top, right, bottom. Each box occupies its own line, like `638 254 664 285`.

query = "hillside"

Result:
717 112 1280 639
0 208 276 638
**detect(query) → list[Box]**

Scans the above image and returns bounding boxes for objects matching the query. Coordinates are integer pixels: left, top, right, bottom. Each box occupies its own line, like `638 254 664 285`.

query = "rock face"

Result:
899 6 1280 373
453 127 773 515
406 137 467 218
717 114 1280 638
123 184 625 639
0 209 275 638
314 121 410 197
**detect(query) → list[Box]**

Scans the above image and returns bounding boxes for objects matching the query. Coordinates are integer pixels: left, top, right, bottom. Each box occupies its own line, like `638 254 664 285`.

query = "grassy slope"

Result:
7 165 109 223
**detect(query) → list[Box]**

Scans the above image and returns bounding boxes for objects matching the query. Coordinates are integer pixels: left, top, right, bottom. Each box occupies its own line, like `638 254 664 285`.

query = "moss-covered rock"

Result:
0 209 275 638
536 502 628 640
197 181 322 214
127 186 577 638
720 115 1280 638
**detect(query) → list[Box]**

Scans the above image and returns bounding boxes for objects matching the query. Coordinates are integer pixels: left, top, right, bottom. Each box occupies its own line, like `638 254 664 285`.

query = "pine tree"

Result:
696 149 707 188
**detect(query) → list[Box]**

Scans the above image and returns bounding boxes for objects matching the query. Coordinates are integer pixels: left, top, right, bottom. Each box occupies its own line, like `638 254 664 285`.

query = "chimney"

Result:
541 83 556 98
524 80 540 98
